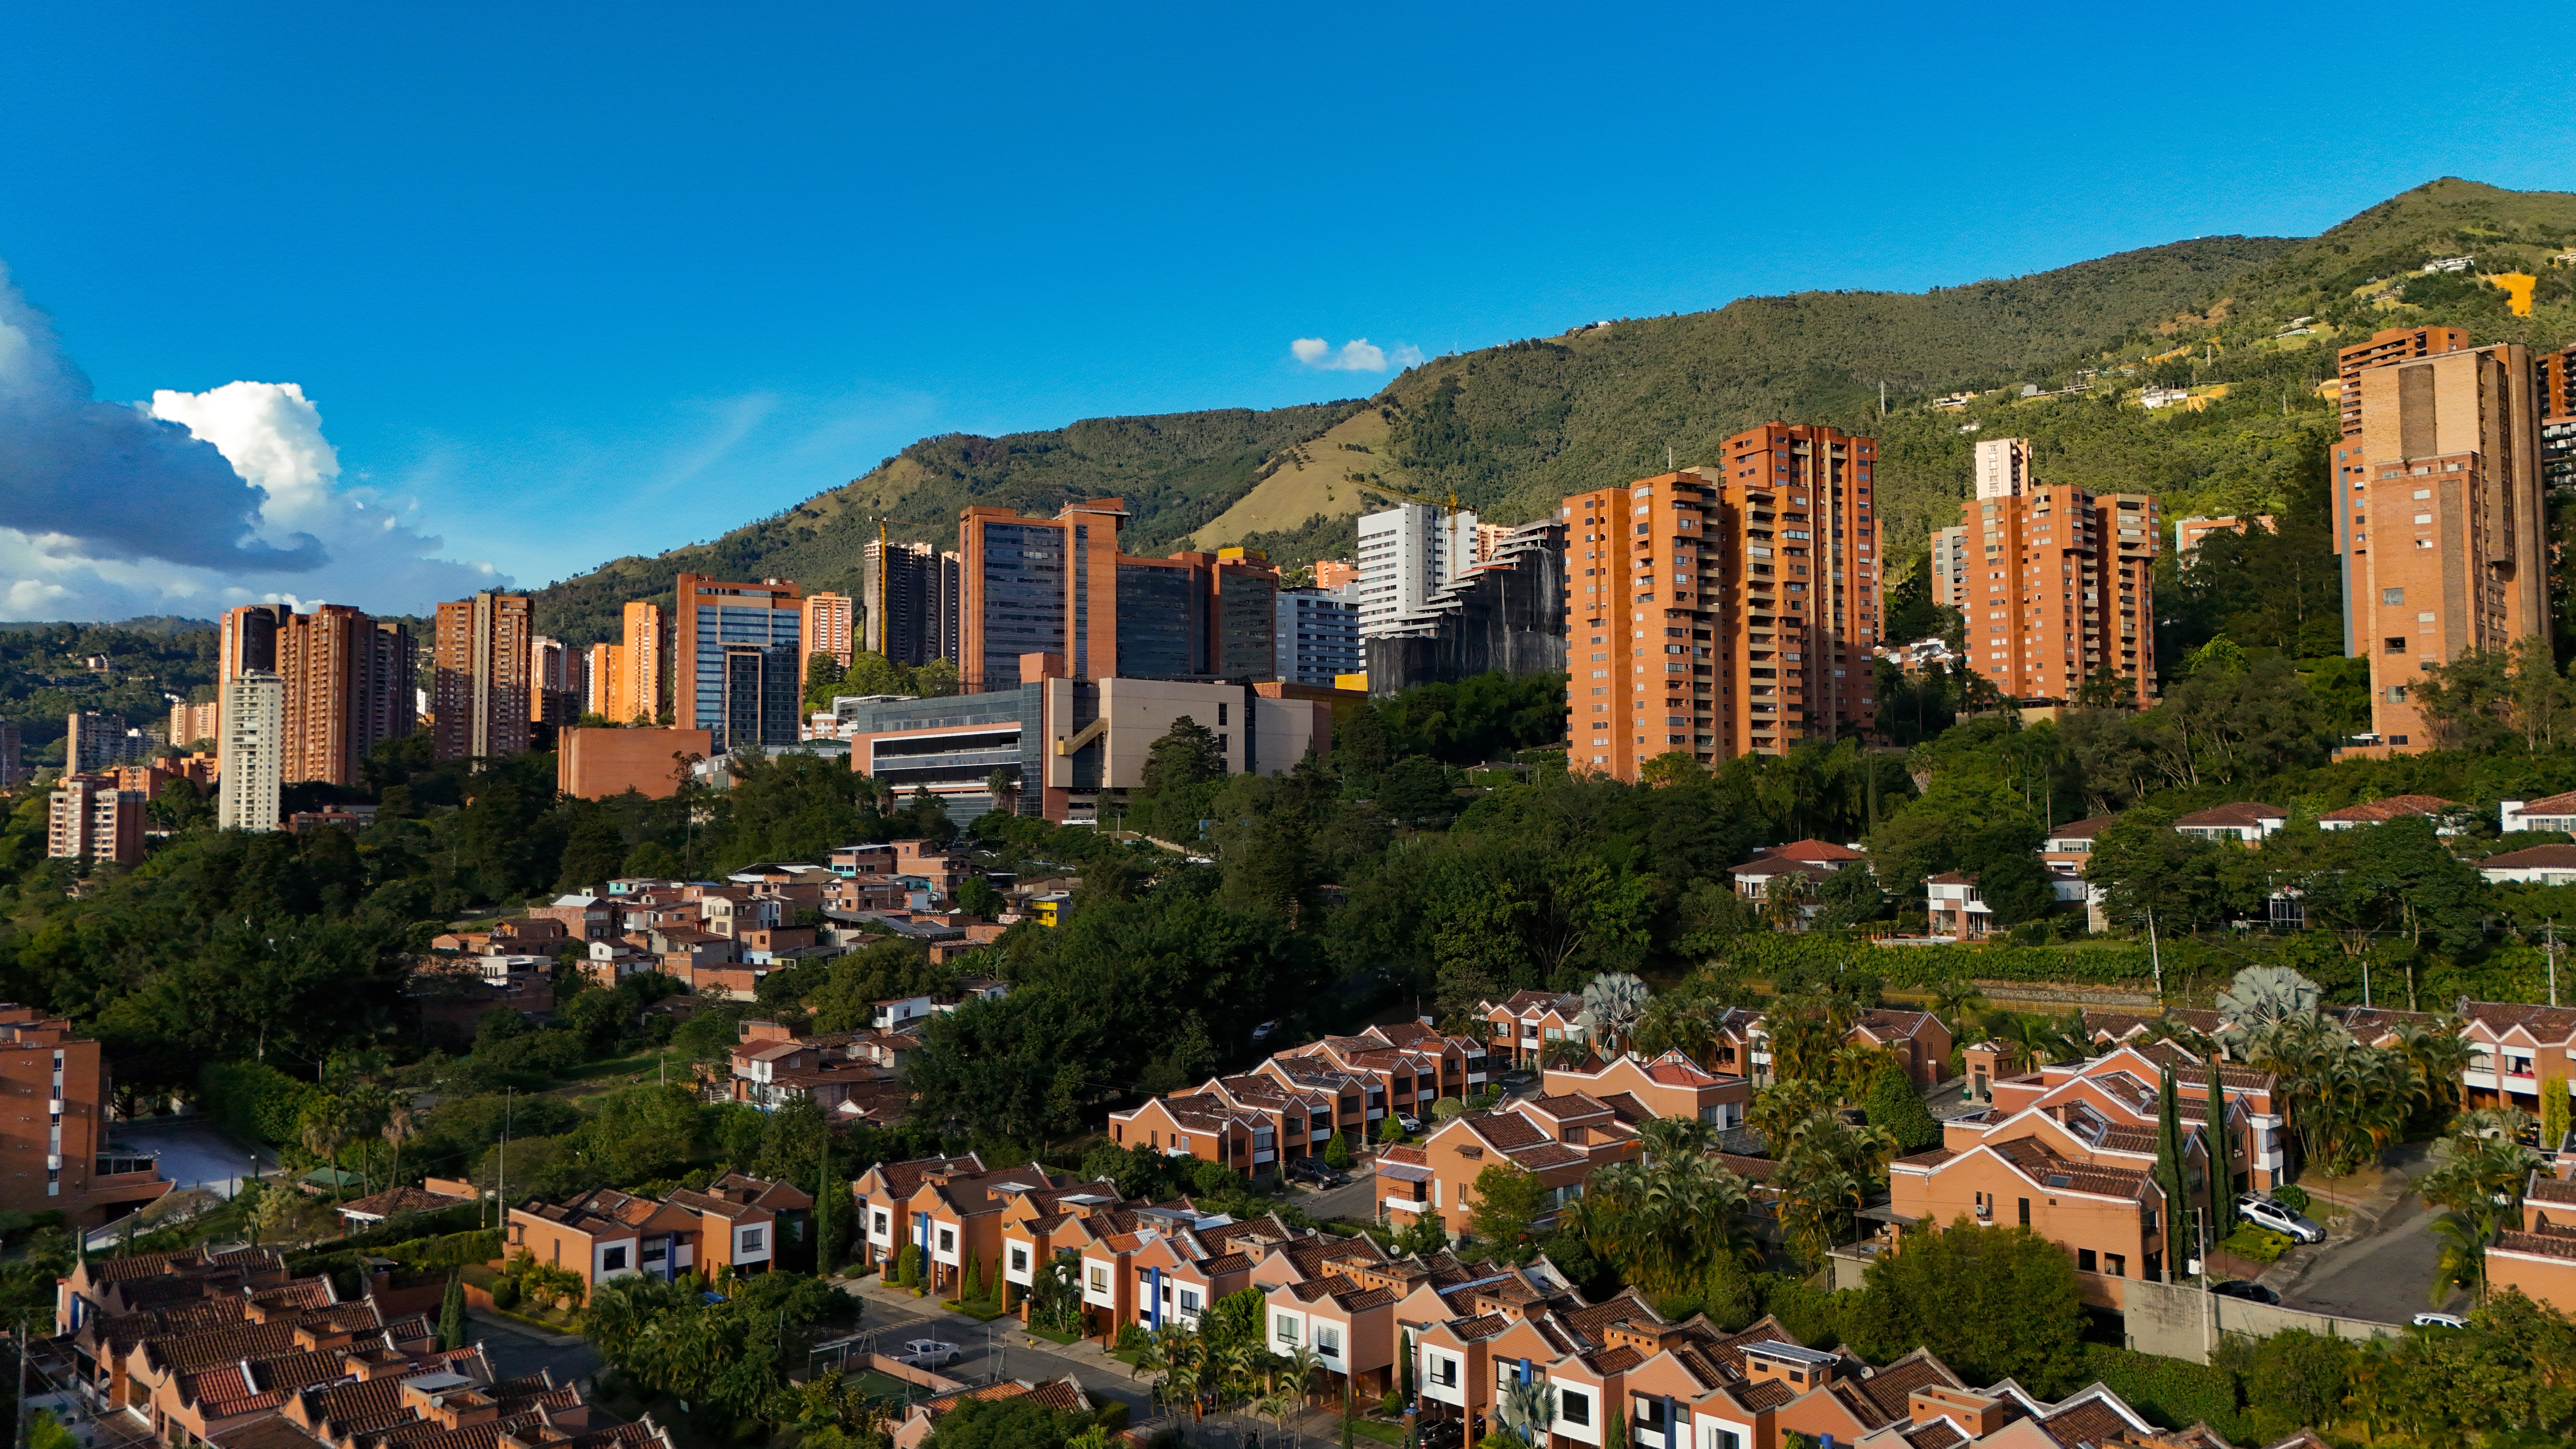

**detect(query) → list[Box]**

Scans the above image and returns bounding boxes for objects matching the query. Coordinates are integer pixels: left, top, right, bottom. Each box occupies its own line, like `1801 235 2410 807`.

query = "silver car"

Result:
2236 1193 2324 1244
899 1339 961 1368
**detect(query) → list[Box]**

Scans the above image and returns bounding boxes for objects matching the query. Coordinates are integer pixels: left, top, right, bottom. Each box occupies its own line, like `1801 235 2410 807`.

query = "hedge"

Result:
2075 1343 2248 1441
1722 934 2156 988
199 1061 322 1145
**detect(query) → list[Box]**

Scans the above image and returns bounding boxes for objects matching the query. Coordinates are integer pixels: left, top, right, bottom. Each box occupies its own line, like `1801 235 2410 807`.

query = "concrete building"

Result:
47 774 145 866
1313 559 1358 591
588 599 670 725
556 727 714 800
801 591 855 675
860 539 961 667
837 657 1337 823
1971 436 2038 500
2538 343 2576 494
1950 484 2161 706
167 699 218 749
0 720 19 790
64 711 153 773
675 575 803 753
2334 334 2547 753
532 634 588 725
1274 586 1362 687
956 500 1282 689
431 592 533 763
1928 525 1970 610
1362 519 1566 698
218 672 284 832
1356 503 1477 638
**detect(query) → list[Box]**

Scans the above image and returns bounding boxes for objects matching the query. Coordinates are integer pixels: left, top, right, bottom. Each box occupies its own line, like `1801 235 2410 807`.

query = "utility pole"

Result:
15 1313 27 1449
2146 908 2164 1006
2551 919 2562 1008
1880 379 1887 417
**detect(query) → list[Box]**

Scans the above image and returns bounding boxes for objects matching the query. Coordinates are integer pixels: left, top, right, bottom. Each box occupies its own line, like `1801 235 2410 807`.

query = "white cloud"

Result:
0 380 507 621
1290 337 1423 373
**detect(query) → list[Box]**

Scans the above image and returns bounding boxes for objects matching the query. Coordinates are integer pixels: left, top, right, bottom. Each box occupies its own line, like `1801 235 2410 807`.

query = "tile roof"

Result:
2459 999 2576 1043
2039 1395 2139 1447
2479 844 2576 871
2495 1229 2576 1261
2045 815 2120 841
338 1186 475 1219
2527 1176 2576 1205
1989 1137 2149 1200
2173 802 2285 828
2512 789 2576 815
2318 793 2457 823
1766 839 1868 862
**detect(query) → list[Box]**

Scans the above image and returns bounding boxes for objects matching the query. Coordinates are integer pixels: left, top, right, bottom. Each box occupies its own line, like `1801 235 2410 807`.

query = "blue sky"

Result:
3 2 2572 618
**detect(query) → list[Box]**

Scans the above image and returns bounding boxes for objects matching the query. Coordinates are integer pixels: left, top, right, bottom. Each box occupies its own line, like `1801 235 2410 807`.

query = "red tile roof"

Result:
2318 793 2456 823
2480 844 2576 871
2173 801 2285 828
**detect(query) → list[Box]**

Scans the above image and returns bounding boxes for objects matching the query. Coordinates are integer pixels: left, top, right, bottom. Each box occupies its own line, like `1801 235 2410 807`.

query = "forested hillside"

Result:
532 178 2576 645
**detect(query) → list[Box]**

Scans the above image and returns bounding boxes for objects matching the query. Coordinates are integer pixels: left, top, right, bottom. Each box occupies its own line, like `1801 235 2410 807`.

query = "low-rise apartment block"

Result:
508 1173 811 1294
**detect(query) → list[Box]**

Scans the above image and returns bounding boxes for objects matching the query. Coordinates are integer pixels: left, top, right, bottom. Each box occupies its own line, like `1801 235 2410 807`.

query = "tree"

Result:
1139 717 1225 795
1322 1131 1351 1170
1467 1163 1551 1251
815 1138 838 1276
438 1269 468 1351
1578 972 1651 1057
1844 1220 2084 1392
921 1395 1095 1448
1863 1059 1941 1153
2204 1055 2235 1241
2155 1068 2192 1274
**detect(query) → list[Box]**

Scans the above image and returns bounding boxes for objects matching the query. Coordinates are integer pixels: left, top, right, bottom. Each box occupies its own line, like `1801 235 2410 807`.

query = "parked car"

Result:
1395 1114 1422 1133
1250 1020 1282 1042
2413 1312 2469 1329
2211 1280 2280 1305
2237 1192 2326 1244
898 1339 960 1368
1287 1158 1347 1188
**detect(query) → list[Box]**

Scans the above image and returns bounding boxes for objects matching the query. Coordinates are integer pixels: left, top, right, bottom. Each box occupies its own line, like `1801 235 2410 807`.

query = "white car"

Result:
2236 1193 2325 1245
898 1339 961 1368
2413 1312 2468 1329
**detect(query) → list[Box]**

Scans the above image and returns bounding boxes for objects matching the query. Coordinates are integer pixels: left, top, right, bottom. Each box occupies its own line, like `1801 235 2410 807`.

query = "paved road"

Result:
107 1117 278 1196
469 1315 604 1388
2278 1189 2461 1324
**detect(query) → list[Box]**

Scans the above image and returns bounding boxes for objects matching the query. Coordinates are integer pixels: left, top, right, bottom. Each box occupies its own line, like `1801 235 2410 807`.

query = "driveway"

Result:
2273 1147 2462 1326
1289 1162 1381 1225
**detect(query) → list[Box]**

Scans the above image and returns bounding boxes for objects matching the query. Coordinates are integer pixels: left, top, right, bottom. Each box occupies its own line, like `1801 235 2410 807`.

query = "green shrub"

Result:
1323 1132 1352 1169
489 1276 519 1310
2216 1226 2293 1264
1116 1322 1148 1353
2075 1344 2246 1440
1095 1401 1131 1431
199 1061 322 1145
2268 1185 2310 1215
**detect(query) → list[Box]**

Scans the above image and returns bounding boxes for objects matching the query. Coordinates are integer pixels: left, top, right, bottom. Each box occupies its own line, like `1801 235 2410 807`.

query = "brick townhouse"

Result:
1969 1039 2287 1190
0 1006 168 1225
2489 1170 2576 1312
1540 1049 1753 1130
1890 1127 2175 1308
56 1244 670 1449
853 1156 1092 1299
508 1173 811 1294
1483 991 1589 1070
1381 1094 1642 1239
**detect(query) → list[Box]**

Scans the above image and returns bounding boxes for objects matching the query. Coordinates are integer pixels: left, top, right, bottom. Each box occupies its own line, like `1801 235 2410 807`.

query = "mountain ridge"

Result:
532 178 2576 647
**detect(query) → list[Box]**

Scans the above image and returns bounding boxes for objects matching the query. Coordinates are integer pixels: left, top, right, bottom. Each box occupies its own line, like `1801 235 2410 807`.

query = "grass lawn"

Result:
1349 1419 1407 1444
562 1050 687 1083
940 1299 1014 1322
1026 1325 1082 1345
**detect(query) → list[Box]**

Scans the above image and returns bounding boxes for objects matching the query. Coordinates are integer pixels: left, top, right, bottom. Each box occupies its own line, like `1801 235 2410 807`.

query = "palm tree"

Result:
1760 873 1814 933
1497 1377 1558 1445
1926 976 1985 1036
300 1101 349 1196
1284 1342 1324 1405
1636 1115 1713 1164
1580 972 1653 1059
381 1098 417 1191
2429 1210 2489 1306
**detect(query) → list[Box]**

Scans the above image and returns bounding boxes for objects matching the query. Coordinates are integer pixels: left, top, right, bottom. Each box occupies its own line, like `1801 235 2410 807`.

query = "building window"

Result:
2019 1198 2031 1227
1430 1355 1458 1388
743 1228 765 1253
872 1211 888 1235
936 1229 952 1254
2106 1254 2127 1278
1181 1289 1201 1313
2384 638 2406 653
1089 1266 1108 1292
1011 1248 1029 1273
1316 1324 1342 1358
2383 587 2404 605
2078 1248 2097 1273
1560 1389 1590 1426
603 1246 629 1272
1276 1314 1300 1344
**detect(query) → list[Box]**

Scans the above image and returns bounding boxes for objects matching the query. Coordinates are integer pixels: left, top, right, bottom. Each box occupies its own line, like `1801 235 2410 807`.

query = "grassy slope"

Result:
532 178 2576 642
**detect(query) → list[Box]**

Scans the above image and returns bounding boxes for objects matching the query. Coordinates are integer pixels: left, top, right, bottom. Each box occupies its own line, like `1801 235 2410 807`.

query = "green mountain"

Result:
533 178 2576 647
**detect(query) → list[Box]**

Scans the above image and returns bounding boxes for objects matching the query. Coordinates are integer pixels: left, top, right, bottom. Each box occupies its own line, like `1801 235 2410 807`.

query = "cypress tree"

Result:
815 1140 837 1277
1400 1329 1416 1404
2205 1054 2235 1242
437 1269 467 1351
2155 1070 2193 1276
962 1255 983 1305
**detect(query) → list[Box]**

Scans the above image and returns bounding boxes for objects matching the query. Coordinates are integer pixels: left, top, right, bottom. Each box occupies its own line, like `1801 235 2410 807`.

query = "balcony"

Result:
1384 1194 1429 1214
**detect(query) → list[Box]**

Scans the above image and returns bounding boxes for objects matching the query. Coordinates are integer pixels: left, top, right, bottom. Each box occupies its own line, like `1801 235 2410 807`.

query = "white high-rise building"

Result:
218 672 283 832
1973 437 2037 499
1356 503 1478 638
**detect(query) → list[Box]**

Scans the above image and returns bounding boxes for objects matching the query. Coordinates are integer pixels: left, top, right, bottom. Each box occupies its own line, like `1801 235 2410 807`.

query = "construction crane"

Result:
1352 476 1464 518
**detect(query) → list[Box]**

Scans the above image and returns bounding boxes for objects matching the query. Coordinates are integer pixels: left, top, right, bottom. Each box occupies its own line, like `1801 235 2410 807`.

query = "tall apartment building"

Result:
585 641 623 721
1972 436 2038 499
274 605 414 785
1276 587 1362 686
0 1007 165 1219
2538 343 2576 494
2334 336 2544 751
431 592 534 763
218 672 283 831
2338 326 2471 436
47 775 144 866
1566 424 1882 778
675 575 803 753
623 600 666 723
1928 526 1971 613
1951 486 2161 706
531 635 589 726
801 592 856 681
167 699 218 749
955 501 1281 688
1357 503 1477 638
214 603 284 755
0 721 19 791
63 712 150 773
1313 559 1358 592
859 539 962 666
